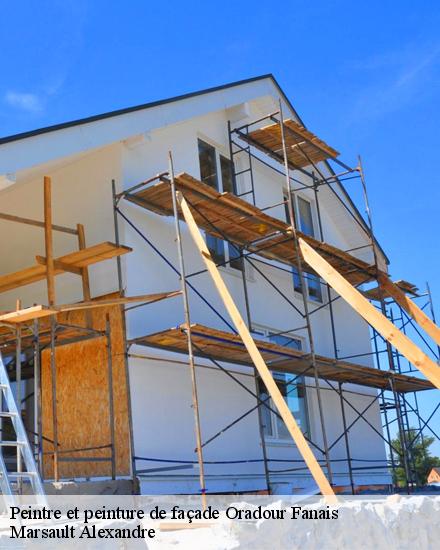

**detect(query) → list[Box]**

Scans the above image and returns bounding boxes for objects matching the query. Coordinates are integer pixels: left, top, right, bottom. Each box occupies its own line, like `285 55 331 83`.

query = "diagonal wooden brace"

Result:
377 273 440 347
299 238 440 389
177 191 337 502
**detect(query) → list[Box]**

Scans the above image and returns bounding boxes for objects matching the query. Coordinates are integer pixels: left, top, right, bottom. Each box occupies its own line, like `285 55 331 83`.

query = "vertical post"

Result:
112 180 124 295
372 328 396 482
15 300 22 492
112 179 136 480
314 175 355 490
50 316 58 481
338 382 355 493
106 314 116 480
278 100 333 485
77 224 92 327
358 156 411 492
44 175 59 480
239 250 271 492
229 119 270 492
44 176 56 306
33 319 43 475
168 151 207 509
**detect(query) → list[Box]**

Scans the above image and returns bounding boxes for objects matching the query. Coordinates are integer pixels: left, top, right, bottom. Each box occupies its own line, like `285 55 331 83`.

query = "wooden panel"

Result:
0 242 132 294
134 324 433 393
177 192 336 501
243 118 339 169
126 173 378 286
299 238 440 390
41 296 130 479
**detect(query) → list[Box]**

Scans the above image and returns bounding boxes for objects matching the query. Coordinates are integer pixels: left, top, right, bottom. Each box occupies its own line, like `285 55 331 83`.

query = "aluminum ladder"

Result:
0 352 46 506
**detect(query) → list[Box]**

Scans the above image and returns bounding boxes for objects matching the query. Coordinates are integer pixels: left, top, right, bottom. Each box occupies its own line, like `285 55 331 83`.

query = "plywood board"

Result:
41 295 130 479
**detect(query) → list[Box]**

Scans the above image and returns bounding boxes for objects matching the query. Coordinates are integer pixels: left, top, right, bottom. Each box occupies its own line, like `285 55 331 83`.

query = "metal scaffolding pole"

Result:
313 172 355 493
279 99 333 484
169 151 207 509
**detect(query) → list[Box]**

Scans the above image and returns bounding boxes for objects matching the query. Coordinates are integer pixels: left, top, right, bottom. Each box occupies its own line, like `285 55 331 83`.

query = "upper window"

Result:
198 139 242 271
284 191 323 302
297 196 315 237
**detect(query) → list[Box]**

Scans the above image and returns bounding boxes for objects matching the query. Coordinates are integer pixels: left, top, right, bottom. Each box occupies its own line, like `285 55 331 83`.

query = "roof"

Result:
0 73 386 262
0 74 278 146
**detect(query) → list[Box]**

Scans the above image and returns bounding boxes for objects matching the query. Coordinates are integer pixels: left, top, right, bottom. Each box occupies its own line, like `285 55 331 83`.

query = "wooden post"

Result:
299 238 440 389
169 154 208 509
44 176 58 480
378 274 440 347
105 314 116 480
77 223 92 327
177 192 337 502
43 176 56 306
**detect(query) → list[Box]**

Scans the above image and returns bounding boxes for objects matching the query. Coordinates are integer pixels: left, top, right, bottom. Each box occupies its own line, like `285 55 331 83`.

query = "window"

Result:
198 139 243 270
297 196 314 237
284 191 323 302
256 332 309 440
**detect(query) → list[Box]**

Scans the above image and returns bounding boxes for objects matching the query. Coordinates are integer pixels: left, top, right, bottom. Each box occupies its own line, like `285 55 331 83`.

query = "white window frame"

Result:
252 326 310 443
283 190 324 303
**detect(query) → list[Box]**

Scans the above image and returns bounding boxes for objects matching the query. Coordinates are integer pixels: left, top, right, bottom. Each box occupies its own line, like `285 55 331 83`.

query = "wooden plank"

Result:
0 305 57 324
177 192 336 502
128 173 379 285
56 291 181 312
77 224 92 302
0 293 179 325
0 242 132 294
44 176 56 306
378 273 440 347
35 255 83 275
0 211 78 235
299 238 440 389
135 323 434 393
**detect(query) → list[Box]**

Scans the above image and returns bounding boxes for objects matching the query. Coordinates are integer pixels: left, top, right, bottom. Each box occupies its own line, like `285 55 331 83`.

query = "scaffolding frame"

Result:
0 177 179 490
112 106 439 496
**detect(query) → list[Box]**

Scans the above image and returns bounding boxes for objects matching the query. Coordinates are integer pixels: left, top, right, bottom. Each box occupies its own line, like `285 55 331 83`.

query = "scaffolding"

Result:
0 177 179 491
113 104 440 495
0 104 438 498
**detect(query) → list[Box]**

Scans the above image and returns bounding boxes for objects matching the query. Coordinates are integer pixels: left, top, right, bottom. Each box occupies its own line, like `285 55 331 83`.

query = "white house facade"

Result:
1 75 421 496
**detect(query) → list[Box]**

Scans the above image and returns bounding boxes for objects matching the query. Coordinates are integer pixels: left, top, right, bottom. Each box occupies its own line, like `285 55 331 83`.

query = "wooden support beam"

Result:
177 192 337 502
77 223 92 326
378 273 440 347
299 238 440 389
76 224 92 301
43 176 55 306
35 256 82 276
0 211 78 235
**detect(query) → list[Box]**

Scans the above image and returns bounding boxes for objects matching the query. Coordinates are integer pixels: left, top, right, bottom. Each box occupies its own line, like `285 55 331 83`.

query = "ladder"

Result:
0 352 46 506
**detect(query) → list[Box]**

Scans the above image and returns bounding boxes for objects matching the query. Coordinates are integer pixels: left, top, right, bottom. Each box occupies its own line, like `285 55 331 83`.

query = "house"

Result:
427 467 440 484
0 74 434 496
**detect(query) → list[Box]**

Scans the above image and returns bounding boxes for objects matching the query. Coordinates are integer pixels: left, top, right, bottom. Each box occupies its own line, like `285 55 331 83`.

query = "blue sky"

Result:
1 1 439 454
